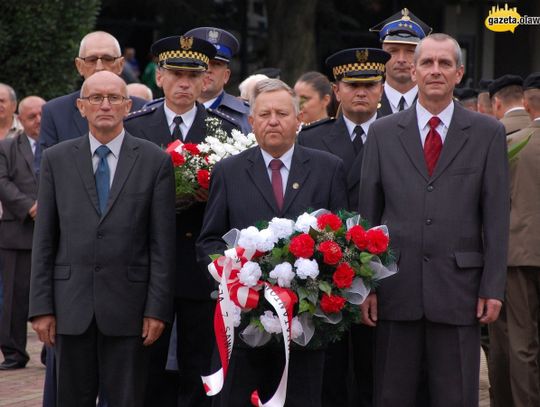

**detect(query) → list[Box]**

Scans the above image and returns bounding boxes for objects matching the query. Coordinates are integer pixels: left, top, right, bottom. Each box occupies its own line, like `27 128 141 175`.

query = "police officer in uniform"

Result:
297 48 390 407
185 27 251 134
124 35 240 407
370 8 432 117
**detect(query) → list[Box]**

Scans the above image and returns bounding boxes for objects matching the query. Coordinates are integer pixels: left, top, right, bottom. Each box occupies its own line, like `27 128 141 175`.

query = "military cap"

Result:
488 74 523 98
184 27 239 63
454 87 478 101
151 35 217 71
326 48 390 83
253 67 281 79
370 8 432 45
477 79 493 93
523 72 540 90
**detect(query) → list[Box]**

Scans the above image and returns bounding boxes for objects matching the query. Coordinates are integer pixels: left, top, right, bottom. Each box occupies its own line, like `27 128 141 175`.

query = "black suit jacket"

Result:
196 145 349 271
125 102 240 300
29 133 176 336
0 133 38 249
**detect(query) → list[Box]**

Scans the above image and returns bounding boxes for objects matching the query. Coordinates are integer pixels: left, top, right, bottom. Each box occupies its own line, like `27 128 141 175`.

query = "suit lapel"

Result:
397 106 429 181
430 104 471 181
322 115 356 169
101 133 139 221
73 136 100 215
245 147 279 213
18 134 37 181
70 93 88 136
282 147 310 214
378 91 393 117
146 105 174 148
185 103 208 143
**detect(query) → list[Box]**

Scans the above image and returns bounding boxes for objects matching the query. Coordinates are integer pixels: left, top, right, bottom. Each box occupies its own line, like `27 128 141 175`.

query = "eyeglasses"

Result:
80 95 128 105
77 55 121 66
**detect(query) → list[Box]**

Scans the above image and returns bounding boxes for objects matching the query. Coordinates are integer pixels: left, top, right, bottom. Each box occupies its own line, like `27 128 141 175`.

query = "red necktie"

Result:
269 159 284 210
424 116 442 176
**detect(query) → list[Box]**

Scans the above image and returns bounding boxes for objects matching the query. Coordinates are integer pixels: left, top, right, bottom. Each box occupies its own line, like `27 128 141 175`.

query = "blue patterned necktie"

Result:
95 145 111 214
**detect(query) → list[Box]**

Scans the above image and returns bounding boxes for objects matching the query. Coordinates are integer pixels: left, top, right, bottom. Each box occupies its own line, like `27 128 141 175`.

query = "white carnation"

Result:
294 258 319 280
238 261 262 287
257 228 277 252
260 311 282 334
269 262 295 287
232 304 242 328
238 226 261 251
268 218 294 240
294 212 318 233
291 317 303 340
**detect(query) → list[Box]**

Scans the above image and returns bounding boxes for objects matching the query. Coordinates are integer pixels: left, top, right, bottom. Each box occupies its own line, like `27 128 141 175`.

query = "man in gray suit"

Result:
29 71 176 407
359 33 510 406
0 96 45 370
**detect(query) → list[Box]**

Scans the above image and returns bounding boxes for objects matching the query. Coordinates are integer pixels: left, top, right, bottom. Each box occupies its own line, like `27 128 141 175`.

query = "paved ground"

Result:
0 325 491 406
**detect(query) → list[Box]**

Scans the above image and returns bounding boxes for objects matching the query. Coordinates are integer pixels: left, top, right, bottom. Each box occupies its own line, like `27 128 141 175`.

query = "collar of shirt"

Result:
89 130 124 159
504 106 527 116
260 144 294 192
534 117 540 122
416 100 454 147
163 102 197 137
384 82 418 113
25 134 37 154
342 113 377 144
203 95 220 109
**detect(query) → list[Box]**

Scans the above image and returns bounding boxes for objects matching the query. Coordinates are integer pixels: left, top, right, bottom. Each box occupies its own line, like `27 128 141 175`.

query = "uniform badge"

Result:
208 30 220 44
292 182 300 190
356 49 369 63
402 8 411 21
180 36 193 50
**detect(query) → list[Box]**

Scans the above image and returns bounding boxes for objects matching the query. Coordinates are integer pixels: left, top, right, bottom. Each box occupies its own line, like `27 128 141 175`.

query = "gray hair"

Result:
0 83 17 103
249 78 299 115
79 31 121 57
414 33 463 68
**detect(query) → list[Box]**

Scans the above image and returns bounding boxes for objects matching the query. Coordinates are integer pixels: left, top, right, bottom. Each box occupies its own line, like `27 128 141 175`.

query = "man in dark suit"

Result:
359 33 509 406
29 71 176 407
185 27 251 134
197 78 348 407
370 8 432 117
39 31 146 152
124 35 239 407
0 96 45 370
297 47 389 407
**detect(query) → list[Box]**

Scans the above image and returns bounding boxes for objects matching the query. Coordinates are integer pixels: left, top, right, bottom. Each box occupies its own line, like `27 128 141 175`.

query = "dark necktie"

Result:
95 145 111 215
424 117 442 177
172 116 183 141
269 159 284 211
398 96 406 111
352 125 364 155
33 141 41 176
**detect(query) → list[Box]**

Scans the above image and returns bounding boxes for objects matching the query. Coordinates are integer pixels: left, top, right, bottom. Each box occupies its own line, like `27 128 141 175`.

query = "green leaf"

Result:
299 299 316 314
297 286 309 301
508 134 532 163
318 280 332 295
209 254 221 261
360 264 374 278
360 252 374 264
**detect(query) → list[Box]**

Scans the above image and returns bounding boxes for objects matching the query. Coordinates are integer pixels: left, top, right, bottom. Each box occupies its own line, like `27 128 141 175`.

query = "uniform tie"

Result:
172 116 183 140
95 145 111 214
269 159 284 211
398 96 406 111
352 125 364 155
424 117 442 177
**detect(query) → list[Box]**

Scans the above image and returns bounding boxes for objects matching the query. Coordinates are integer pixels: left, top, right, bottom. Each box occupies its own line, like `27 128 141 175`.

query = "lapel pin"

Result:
292 182 300 190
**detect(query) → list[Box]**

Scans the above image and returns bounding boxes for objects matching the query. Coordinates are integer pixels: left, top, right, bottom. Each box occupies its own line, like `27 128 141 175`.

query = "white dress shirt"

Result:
260 145 294 194
26 135 37 155
342 113 378 144
384 82 418 113
416 101 455 147
163 102 197 140
89 131 125 187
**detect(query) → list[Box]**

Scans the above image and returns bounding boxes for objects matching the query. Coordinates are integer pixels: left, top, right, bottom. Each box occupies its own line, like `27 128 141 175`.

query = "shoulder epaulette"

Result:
208 108 240 127
142 97 165 109
124 105 158 121
300 117 335 131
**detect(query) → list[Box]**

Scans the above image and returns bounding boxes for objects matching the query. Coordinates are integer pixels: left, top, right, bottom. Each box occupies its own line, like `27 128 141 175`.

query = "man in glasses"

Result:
29 70 176 407
39 31 146 153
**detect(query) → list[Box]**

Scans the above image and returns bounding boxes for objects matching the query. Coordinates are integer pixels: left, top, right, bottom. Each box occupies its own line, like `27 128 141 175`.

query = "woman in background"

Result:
294 71 333 125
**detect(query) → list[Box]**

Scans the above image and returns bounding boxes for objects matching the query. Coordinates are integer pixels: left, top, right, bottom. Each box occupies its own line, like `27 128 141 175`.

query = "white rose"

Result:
238 261 262 287
257 228 277 252
269 262 295 287
294 258 319 280
260 311 282 334
294 212 318 233
268 218 294 240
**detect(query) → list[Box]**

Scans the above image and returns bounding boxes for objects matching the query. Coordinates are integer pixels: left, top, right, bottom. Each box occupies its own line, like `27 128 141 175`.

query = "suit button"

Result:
427 185 434 192
185 232 193 238
425 219 432 225
95 265 101 272
97 233 103 239
423 256 430 262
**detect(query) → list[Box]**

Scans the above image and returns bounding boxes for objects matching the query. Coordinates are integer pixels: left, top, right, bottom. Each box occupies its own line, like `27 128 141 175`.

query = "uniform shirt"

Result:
260 145 294 193
384 82 418 113
163 102 197 140
89 130 124 188
342 113 377 144
416 101 454 146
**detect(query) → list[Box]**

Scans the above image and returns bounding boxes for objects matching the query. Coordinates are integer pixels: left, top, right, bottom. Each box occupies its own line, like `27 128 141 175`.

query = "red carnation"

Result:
366 228 389 255
346 225 368 250
317 213 343 231
318 241 343 265
183 143 200 156
333 263 355 288
170 151 185 167
289 233 315 258
197 169 210 189
320 293 346 314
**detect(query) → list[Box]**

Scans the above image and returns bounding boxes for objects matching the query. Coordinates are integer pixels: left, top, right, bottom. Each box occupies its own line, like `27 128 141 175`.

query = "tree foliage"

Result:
0 1 101 100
